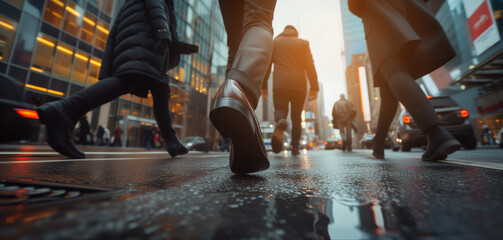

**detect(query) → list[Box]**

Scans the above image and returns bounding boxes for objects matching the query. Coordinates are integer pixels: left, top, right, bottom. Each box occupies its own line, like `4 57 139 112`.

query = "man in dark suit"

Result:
261 25 319 156
348 0 461 160
332 94 356 152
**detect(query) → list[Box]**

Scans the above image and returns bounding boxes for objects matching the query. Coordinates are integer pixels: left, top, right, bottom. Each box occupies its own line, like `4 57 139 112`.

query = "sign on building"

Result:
463 0 501 56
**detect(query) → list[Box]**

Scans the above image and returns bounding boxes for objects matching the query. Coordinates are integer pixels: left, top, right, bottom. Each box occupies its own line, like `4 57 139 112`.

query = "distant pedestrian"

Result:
349 0 461 160
113 125 122 147
144 126 154 150
261 25 318 156
79 116 91 146
103 126 110 146
97 125 104 146
36 0 197 158
332 94 356 152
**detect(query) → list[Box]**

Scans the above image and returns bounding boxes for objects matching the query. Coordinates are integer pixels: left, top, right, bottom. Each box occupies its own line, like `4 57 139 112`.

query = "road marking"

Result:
439 160 503 171
0 153 229 164
389 151 503 171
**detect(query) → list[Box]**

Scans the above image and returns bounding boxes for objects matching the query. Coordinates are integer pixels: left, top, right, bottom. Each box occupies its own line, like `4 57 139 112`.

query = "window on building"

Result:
53 42 74 79
11 14 37 67
94 20 109 50
32 33 56 74
43 0 66 28
63 1 83 37
5 0 23 7
72 50 89 85
0 15 17 62
88 57 101 85
24 0 45 18
80 12 96 44
98 0 115 16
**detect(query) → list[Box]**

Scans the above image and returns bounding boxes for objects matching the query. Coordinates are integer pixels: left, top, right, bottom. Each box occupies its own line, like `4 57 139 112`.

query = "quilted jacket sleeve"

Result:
145 0 172 42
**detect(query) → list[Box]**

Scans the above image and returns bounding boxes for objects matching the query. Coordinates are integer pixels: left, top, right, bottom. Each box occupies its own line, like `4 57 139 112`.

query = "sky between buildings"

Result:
272 0 349 117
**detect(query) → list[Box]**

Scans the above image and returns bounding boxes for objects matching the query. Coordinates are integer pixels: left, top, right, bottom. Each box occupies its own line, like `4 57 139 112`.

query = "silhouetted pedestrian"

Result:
349 0 461 160
332 94 356 152
79 116 91 146
113 125 122 147
209 0 277 173
103 126 110 146
261 25 319 156
36 0 197 158
97 125 104 146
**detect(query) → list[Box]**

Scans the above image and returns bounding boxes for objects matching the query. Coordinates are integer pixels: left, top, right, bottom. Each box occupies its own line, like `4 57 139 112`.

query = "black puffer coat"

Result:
99 0 197 97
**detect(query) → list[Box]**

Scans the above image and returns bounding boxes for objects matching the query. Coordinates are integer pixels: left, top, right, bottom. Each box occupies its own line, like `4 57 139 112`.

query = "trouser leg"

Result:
273 90 289 123
374 83 399 147
290 90 306 148
62 77 136 122
345 124 352 151
381 57 441 133
219 0 277 109
149 81 176 138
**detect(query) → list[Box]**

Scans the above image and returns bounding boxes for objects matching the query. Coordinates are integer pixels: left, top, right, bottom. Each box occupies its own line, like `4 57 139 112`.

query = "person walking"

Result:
78 116 91 146
332 94 356 152
97 125 104 146
209 0 277 173
348 0 461 160
261 25 319 156
36 0 197 158
103 126 110 146
144 126 154 150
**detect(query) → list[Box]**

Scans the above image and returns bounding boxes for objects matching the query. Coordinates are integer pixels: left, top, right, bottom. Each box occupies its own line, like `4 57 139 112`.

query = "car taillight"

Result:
338 140 342 144
324 141 328 145
403 115 411 124
15 108 39 119
460 109 469 118
309 142 313 148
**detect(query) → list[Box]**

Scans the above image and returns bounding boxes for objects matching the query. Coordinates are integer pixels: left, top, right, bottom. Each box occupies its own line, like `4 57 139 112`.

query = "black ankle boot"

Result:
422 126 461 161
164 134 188 158
37 101 85 158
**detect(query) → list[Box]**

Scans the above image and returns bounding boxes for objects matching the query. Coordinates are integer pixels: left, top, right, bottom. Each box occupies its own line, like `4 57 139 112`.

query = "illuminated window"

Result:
80 13 96 44
32 34 56 74
88 57 101 85
63 2 83 37
43 0 66 28
72 50 89 85
0 15 17 62
53 43 74 79
94 21 109 50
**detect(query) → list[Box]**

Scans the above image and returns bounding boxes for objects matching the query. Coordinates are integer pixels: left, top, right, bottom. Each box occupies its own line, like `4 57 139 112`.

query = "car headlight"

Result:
301 141 307 145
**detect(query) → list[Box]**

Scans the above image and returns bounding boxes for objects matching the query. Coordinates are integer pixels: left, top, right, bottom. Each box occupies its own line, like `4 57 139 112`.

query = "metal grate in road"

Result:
0 180 135 215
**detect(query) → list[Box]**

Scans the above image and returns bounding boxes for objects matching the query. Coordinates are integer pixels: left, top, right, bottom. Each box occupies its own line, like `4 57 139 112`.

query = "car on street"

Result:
360 133 398 151
182 136 206 151
0 74 39 143
325 136 342 150
395 96 477 151
299 135 314 150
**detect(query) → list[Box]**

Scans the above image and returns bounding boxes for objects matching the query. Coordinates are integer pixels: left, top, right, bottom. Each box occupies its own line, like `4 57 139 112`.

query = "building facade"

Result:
0 0 228 147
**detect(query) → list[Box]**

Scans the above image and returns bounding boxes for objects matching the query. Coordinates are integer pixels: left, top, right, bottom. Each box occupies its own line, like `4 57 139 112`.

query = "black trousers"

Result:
219 0 276 108
273 89 305 148
374 55 441 146
337 121 353 151
62 76 177 139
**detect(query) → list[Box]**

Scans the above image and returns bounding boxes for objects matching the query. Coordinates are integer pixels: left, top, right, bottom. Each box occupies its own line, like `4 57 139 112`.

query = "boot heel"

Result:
210 98 256 138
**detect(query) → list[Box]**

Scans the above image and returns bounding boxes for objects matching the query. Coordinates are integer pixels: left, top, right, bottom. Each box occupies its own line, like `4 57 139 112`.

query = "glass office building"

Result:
0 0 228 147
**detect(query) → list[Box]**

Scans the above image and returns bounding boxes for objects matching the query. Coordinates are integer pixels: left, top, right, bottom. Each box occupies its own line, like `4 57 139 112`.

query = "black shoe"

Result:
37 101 85 158
422 126 461 161
165 135 189 158
271 119 287 153
209 79 269 174
291 147 300 156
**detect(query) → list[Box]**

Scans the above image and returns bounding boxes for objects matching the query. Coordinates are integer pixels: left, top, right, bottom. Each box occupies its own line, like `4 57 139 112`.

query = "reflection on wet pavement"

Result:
0 150 502 239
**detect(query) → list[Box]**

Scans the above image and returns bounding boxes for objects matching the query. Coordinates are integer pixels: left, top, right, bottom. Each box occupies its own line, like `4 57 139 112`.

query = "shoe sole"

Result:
37 105 85 159
210 98 269 174
422 139 461 161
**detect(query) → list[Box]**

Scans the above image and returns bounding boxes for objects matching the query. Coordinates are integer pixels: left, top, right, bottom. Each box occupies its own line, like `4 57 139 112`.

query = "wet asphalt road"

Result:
1 145 503 239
